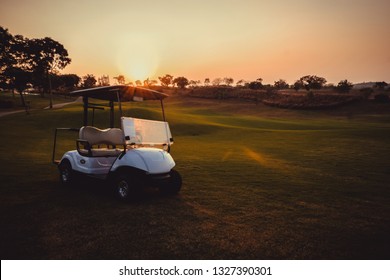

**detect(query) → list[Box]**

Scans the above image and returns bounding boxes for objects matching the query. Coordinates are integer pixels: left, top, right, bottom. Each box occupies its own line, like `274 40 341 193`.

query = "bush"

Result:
262 93 359 109
374 93 390 103
306 91 314 99
360 87 374 99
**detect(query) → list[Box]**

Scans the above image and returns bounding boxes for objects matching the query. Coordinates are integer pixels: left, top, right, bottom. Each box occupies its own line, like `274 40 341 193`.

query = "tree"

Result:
143 78 157 87
173 76 189 89
335 79 353 93
113 75 125 85
299 75 327 91
293 80 304 91
223 77 234 86
236 79 246 87
1 31 33 107
212 78 222 86
28 37 71 108
98 75 110 86
274 79 289 90
204 78 210 86
158 74 173 87
135 80 142 86
248 78 263 90
0 27 15 89
82 74 97 88
374 81 388 90
60 74 80 91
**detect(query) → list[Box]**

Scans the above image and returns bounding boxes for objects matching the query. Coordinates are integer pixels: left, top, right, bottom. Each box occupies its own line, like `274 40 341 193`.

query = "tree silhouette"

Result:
29 37 71 108
336 79 353 93
223 77 234 86
82 74 97 88
299 75 327 91
158 74 174 87
248 78 263 90
173 76 189 89
274 79 289 90
113 75 125 85
143 78 158 87
98 75 110 86
212 78 222 86
236 79 246 87
0 27 15 89
60 74 80 91
374 81 388 90
293 80 304 91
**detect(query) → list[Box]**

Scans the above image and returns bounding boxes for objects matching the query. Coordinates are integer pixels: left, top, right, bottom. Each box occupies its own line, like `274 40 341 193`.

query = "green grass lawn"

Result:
0 95 389 259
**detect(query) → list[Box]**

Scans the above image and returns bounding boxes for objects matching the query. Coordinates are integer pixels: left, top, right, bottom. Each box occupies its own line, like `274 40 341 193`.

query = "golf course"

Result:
0 92 389 259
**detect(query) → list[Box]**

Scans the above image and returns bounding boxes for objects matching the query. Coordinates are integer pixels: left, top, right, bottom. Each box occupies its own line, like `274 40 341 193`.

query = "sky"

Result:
1 0 389 84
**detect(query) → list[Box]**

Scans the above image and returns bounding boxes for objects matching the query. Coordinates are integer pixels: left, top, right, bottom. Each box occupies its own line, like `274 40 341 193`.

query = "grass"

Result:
0 95 389 259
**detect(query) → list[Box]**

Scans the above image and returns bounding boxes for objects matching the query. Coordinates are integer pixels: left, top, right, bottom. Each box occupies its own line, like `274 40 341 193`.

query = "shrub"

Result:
360 87 374 99
374 93 390 103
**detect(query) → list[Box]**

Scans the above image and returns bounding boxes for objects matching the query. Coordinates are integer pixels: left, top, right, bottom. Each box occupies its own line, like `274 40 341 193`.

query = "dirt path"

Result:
0 109 27 117
0 96 82 118
43 96 82 109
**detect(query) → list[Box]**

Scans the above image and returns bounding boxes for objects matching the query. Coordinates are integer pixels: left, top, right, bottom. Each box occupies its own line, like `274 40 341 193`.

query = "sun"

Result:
116 39 160 82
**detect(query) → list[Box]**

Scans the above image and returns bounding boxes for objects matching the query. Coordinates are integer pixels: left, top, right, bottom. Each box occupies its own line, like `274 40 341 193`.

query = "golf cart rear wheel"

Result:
114 174 142 201
58 160 74 186
160 169 182 195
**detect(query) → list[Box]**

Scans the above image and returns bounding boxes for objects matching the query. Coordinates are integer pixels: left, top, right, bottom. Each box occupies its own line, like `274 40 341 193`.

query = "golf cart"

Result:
52 85 182 201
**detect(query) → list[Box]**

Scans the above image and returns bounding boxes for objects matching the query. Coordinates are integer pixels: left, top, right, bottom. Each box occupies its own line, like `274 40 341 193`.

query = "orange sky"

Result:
1 0 389 84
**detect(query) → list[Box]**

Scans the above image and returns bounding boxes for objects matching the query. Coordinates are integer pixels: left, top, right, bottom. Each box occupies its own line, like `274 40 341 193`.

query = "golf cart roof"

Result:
70 85 168 102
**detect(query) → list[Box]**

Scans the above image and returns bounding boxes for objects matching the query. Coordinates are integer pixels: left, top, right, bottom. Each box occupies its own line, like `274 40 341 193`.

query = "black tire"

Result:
160 169 182 195
113 173 142 202
58 160 74 186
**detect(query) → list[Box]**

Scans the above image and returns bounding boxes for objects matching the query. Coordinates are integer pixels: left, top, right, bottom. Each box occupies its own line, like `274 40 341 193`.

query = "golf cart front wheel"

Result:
160 169 182 195
114 174 141 201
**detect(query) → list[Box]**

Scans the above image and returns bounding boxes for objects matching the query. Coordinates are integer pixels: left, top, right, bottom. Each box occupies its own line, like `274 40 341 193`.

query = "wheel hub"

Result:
61 169 69 182
118 180 129 198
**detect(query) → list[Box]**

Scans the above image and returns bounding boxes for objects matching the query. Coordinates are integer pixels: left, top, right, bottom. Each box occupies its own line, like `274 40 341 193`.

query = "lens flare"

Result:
116 37 160 82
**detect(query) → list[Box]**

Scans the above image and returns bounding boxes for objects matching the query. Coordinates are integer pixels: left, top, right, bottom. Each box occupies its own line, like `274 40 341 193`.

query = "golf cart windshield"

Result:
122 117 173 146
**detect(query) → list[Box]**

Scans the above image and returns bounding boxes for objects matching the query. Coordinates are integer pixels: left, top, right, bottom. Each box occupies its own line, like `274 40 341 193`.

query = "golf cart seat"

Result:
77 126 125 157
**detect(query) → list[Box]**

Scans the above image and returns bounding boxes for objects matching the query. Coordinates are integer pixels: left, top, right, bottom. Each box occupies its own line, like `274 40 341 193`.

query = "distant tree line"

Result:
2 26 387 108
154 74 365 95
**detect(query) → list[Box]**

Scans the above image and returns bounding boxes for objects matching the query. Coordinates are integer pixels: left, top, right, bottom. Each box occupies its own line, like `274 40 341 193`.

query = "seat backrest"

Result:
79 126 124 146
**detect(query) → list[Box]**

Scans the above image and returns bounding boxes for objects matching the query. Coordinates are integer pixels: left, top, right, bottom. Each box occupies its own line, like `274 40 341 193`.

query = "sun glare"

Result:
116 38 160 82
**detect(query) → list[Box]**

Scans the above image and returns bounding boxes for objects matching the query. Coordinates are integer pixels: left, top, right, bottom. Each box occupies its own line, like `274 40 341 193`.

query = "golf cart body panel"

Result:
60 147 175 179
61 150 116 179
110 148 175 175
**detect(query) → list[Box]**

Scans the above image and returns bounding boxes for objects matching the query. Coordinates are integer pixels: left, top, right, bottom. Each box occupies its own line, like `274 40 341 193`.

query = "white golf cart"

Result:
52 85 182 201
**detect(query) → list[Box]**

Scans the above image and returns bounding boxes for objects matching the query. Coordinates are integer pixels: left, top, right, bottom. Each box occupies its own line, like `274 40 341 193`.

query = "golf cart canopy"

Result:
70 85 169 127
70 85 168 102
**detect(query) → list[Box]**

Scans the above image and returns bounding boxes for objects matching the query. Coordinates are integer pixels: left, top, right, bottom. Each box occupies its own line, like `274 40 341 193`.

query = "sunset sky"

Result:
1 0 389 84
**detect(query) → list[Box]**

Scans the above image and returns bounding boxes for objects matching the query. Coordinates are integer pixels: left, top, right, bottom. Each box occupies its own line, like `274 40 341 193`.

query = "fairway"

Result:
0 96 389 259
